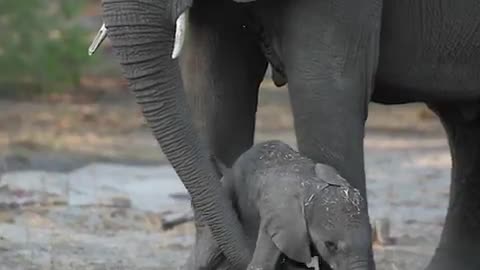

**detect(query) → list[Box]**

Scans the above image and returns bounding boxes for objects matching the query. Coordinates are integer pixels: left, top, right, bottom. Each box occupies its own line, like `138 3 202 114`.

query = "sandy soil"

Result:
0 80 449 270
0 80 440 171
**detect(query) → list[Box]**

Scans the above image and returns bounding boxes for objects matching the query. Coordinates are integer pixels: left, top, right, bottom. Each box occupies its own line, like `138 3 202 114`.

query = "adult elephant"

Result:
101 0 480 269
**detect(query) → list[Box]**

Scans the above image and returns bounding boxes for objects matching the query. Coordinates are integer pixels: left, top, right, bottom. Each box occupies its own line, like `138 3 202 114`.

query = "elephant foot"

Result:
425 247 480 270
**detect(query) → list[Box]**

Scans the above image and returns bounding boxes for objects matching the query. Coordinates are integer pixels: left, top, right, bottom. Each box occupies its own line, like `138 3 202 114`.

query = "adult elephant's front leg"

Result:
280 0 382 269
180 1 267 169
179 3 267 268
426 104 480 270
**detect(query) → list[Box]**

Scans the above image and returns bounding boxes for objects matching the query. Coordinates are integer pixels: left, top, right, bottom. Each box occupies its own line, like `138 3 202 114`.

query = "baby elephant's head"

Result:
262 163 373 270
303 164 372 270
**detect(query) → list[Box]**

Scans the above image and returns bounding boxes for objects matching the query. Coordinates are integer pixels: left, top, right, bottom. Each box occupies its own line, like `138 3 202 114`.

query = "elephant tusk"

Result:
172 11 187 59
88 23 108 56
307 256 319 270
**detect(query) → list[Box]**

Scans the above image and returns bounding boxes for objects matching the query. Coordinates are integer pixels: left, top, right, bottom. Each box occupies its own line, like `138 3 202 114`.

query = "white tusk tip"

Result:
172 12 187 59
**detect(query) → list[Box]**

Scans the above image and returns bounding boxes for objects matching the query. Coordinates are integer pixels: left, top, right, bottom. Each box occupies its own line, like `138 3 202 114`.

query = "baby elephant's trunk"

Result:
347 258 370 270
341 252 374 270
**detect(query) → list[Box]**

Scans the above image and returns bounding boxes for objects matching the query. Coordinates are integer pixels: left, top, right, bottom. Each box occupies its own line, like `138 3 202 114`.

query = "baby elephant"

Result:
186 140 372 270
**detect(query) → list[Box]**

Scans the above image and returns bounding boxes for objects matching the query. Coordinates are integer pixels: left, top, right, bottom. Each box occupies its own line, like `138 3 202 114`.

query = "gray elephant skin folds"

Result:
102 0 480 269
186 141 371 270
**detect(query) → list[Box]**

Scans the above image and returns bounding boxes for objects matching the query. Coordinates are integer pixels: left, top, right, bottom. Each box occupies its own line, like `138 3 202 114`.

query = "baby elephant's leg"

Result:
185 220 227 270
247 227 282 270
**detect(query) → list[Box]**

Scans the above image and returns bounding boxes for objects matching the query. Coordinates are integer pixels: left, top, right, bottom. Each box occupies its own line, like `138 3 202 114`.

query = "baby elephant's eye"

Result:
324 241 338 253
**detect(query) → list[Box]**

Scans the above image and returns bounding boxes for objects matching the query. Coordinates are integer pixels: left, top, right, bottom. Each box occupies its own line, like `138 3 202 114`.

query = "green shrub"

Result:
0 0 95 94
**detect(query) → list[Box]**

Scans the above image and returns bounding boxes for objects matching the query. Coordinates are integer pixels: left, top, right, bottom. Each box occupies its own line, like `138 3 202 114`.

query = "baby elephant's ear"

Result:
262 198 312 264
314 163 347 186
210 155 229 177
210 156 236 198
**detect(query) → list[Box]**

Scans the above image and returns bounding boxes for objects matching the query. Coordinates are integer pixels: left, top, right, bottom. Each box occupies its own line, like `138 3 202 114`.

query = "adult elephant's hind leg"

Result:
427 103 480 270
180 1 267 168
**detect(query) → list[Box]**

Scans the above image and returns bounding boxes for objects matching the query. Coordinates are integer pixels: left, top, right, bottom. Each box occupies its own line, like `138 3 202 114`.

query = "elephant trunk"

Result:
348 260 369 270
343 255 372 270
101 0 250 268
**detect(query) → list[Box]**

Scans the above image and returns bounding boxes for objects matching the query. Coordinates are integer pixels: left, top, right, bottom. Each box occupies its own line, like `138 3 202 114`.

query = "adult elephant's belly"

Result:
372 0 480 104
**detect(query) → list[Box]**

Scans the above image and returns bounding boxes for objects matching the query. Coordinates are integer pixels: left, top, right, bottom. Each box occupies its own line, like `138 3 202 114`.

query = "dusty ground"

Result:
0 79 440 171
0 80 449 270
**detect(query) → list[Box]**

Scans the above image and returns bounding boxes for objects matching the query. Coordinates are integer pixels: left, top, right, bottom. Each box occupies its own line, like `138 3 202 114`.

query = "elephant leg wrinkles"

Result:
272 1 381 269
276 0 381 200
180 1 267 168
426 103 480 270
178 2 267 268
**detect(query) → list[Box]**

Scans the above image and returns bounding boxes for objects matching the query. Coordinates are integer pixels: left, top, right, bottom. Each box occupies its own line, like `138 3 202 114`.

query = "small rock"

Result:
0 211 15 223
110 196 132 208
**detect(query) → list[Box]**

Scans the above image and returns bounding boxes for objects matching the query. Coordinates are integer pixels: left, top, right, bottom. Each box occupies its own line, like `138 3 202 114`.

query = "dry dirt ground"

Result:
0 80 450 270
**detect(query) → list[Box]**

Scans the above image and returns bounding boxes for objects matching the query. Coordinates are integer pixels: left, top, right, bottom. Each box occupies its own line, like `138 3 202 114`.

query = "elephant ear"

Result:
210 155 228 178
210 155 236 199
210 156 233 184
171 0 193 23
314 163 348 187
260 187 312 264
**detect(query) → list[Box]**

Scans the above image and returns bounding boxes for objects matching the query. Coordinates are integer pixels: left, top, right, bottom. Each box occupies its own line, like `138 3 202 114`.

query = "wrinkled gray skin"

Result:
102 0 480 269
185 208 308 270
185 213 313 270
185 141 370 270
